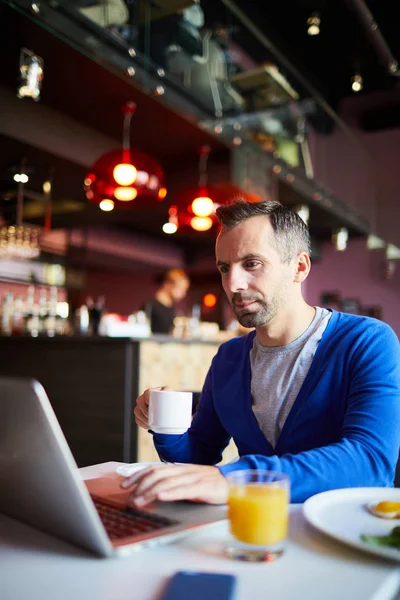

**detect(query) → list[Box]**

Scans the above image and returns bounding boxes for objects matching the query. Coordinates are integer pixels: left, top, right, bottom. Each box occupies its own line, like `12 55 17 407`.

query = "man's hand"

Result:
121 464 229 506
133 386 172 430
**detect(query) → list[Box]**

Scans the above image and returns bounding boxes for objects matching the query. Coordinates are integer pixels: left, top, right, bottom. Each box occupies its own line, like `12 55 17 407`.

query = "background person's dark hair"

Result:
216 200 311 263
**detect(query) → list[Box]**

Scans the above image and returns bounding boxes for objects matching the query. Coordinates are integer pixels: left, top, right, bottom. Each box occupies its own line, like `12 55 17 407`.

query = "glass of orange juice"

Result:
226 470 290 562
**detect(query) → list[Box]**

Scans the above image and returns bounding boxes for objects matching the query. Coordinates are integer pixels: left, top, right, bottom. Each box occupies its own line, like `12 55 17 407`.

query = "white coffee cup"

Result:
148 390 193 434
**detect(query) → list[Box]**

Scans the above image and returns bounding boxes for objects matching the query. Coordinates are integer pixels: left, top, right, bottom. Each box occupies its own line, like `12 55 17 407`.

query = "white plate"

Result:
303 487 400 561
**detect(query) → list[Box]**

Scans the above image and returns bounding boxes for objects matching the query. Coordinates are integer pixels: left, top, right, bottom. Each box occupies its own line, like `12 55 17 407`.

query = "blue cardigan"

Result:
153 311 400 502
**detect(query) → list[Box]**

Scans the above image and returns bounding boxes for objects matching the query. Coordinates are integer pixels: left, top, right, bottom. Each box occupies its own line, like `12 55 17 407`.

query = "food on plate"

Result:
361 525 400 549
366 501 400 519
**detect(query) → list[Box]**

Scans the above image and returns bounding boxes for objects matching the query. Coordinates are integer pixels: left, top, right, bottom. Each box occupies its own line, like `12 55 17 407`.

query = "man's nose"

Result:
226 268 248 293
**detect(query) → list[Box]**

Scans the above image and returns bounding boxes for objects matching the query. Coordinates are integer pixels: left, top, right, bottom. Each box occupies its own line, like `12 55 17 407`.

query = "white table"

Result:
1 462 400 600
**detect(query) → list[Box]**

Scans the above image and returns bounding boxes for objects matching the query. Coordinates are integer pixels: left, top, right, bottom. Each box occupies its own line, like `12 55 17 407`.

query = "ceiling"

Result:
213 0 400 107
0 0 387 267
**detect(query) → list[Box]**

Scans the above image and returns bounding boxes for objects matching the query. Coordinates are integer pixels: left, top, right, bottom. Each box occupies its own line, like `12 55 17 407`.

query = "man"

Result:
144 269 190 334
124 200 400 506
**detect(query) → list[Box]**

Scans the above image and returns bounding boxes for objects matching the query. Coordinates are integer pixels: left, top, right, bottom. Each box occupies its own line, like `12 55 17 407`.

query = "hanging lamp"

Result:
84 102 167 211
162 144 263 234
163 146 218 233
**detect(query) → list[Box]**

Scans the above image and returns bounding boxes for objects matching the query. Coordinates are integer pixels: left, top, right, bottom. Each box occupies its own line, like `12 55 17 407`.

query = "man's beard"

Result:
232 293 279 328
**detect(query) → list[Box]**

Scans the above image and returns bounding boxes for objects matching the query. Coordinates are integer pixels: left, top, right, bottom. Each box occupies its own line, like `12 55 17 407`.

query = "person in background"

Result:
125 199 400 506
145 269 190 335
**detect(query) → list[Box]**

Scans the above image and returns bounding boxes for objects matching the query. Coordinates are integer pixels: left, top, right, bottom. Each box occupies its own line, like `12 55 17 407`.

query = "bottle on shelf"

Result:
0 292 13 336
38 288 48 335
90 295 105 335
45 286 58 337
12 295 24 336
24 285 35 334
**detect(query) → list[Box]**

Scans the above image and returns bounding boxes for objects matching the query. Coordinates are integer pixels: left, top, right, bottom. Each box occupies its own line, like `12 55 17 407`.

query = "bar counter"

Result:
0 336 221 466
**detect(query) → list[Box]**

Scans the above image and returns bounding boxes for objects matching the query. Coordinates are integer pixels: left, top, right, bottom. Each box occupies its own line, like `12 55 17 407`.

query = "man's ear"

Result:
294 252 311 283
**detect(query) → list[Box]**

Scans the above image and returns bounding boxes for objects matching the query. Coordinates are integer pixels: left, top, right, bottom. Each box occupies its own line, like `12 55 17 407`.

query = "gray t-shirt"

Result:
250 307 331 448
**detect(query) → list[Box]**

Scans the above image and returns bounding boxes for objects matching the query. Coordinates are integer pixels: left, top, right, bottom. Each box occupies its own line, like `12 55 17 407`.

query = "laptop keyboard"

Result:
92 498 180 541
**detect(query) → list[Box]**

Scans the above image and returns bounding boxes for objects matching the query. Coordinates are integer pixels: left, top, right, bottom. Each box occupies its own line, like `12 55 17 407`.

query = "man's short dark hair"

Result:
216 200 311 263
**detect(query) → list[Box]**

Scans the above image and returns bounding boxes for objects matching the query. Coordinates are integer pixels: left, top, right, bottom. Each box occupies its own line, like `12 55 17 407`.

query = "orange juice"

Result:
228 485 288 545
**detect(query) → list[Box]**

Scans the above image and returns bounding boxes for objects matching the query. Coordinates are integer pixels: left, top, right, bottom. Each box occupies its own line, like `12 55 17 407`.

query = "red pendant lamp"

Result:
84 102 167 211
162 146 263 235
163 145 217 234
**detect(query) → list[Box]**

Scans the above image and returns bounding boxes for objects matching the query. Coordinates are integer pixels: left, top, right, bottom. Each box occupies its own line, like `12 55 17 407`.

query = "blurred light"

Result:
192 196 214 217
233 137 242 146
42 180 51 194
367 234 385 250
13 173 29 183
272 165 281 175
307 13 321 36
157 68 165 77
214 124 223 134
155 86 165 96
191 216 213 231
385 260 396 280
351 74 363 92
18 48 44 101
294 205 310 226
162 222 178 234
135 170 149 185
332 227 348 251
158 187 168 200
114 187 137 201
313 192 322 201
127 67 135 77
113 163 137 186
31 3 40 13
84 173 95 187
203 293 217 308
148 175 159 190
99 199 114 211
386 244 400 260
128 48 136 57
57 302 69 319
233 122 242 131
286 173 295 183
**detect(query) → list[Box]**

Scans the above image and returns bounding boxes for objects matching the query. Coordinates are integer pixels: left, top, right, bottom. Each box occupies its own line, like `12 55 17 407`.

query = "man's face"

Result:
215 216 296 328
169 279 189 303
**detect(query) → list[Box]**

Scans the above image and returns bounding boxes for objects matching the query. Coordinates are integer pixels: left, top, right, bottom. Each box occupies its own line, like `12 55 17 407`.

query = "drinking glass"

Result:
226 470 290 562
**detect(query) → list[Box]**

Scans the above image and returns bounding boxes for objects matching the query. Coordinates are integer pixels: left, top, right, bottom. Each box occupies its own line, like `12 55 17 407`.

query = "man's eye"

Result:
219 265 229 274
246 261 261 269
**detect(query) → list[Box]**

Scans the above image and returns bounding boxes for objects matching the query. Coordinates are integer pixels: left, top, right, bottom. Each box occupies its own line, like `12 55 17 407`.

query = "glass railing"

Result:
4 0 377 234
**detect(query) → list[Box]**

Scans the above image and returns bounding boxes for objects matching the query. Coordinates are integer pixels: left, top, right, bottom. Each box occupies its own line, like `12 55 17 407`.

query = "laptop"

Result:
0 377 227 557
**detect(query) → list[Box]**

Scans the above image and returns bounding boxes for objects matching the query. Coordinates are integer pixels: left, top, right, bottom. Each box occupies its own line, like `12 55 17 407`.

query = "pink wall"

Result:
305 239 400 336
309 92 400 247
83 269 160 315
309 127 377 229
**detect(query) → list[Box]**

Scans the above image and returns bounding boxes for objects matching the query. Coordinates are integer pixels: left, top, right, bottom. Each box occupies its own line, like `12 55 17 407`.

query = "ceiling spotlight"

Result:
332 227 349 252
351 73 363 92
307 12 321 36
